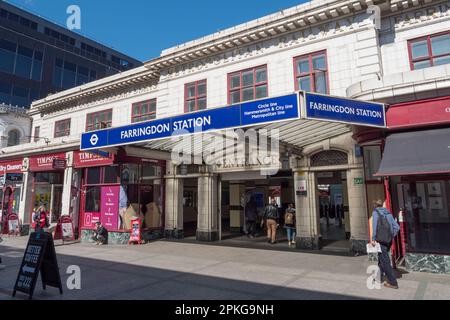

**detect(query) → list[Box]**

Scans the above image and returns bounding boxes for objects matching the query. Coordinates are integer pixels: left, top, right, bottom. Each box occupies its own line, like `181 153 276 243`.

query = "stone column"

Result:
347 168 369 254
294 170 320 250
197 173 219 241
18 170 32 226
229 182 245 233
164 176 184 239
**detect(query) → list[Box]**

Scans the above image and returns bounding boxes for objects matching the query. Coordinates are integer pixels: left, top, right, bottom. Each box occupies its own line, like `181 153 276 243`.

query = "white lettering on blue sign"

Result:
120 123 170 140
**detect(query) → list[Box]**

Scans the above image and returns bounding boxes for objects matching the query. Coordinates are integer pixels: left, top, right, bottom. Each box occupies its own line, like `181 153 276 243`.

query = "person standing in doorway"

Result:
33 205 48 232
284 204 296 247
371 200 400 289
245 196 258 238
262 198 279 244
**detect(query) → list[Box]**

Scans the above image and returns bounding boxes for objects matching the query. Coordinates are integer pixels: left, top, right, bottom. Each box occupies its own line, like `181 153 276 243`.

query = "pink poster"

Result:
101 186 120 230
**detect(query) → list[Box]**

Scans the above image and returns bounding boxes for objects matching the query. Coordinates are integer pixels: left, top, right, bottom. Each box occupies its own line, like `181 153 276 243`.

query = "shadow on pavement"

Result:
0 243 371 301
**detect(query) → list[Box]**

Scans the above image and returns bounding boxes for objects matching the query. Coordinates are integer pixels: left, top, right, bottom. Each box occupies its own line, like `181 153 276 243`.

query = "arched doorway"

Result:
311 150 351 251
7 130 21 147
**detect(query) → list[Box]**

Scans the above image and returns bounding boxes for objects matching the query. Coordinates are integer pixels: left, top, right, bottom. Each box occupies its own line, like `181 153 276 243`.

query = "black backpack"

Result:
375 209 393 244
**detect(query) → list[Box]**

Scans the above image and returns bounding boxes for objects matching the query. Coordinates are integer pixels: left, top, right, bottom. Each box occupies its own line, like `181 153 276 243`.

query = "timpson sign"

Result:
73 151 114 168
29 153 66 171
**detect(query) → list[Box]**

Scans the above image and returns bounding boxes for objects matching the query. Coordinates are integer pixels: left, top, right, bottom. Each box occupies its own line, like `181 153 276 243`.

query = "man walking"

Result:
262 198 279 244
245 196 258 238
371 200 400 289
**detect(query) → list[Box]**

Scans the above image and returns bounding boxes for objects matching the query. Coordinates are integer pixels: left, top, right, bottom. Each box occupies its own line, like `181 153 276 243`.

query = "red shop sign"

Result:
73 151 114 168
0 159 23 174
387 96 450 129
29 153 66 172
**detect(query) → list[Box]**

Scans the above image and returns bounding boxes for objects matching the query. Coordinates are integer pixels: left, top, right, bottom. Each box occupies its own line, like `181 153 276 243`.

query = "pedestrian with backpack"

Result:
284 204 296 247
371 200 400 289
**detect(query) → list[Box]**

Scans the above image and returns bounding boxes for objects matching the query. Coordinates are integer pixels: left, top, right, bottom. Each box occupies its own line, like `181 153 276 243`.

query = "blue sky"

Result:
5 0 308 62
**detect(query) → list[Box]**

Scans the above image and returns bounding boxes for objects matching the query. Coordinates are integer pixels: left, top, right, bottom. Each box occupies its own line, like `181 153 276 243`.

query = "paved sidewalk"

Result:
0 236 449 300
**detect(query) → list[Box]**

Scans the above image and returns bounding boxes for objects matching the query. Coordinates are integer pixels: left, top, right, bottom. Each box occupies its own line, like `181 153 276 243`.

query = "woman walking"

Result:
285 204 296 247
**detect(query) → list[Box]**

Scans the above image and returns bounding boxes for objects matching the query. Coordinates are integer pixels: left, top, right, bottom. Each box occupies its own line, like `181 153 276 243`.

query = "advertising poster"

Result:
101 186 120 230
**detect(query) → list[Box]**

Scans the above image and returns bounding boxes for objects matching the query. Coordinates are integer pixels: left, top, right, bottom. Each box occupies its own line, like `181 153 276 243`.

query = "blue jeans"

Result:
286 227 296 242
378 243 398 286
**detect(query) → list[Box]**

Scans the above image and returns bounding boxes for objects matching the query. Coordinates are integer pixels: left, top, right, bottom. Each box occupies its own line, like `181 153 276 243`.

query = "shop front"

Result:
78 149 165 244
28 153 67 226
355 96 450 274
0 159 24 234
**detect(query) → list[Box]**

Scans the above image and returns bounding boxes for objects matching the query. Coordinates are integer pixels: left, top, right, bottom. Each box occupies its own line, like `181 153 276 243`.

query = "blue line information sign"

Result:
81 93 300 150
304 92 386 128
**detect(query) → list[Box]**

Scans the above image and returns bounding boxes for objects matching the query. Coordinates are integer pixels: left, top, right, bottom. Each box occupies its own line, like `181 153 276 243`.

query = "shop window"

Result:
396 178 450 254
86 167 101 185
7 130 20 147
131 99 157 123
85 186 101 212
54 119 71 138
294 51 328 94
185 80 207 112
104 166 119 184
86 109 112 132
228 65 268 104
35 172 62 184
141 164 159 183
409 32 450 70
121 164 140 184
363 146 382 181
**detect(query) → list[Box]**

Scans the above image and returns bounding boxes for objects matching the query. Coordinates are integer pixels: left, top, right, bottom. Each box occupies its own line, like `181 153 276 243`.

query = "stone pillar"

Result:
229 182 245 233
197 173 219 242
18 170 33 226
164 177 184 239
347 168 369 254
294 170 320 250
61 151 74 217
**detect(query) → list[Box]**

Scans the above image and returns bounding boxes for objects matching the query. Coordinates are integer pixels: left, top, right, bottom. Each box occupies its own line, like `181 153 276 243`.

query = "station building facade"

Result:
1 0 449 273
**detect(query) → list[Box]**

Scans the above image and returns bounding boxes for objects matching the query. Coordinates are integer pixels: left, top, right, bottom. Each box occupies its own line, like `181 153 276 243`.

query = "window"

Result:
85 166 119 186
53 59 63 88
409 32 450 70
86 109 113 132
131 99 156 123
0 39 16 74
363 146 382 181
11 85 29 107
15 45 33 78
7 130 20 147
0 82 11 105
62 61 77 89
228 66 268 104
294 51 329 94
76 66 89 85
34 126 40 142
54 119 71 138
31 51 43 81
185 80 207 112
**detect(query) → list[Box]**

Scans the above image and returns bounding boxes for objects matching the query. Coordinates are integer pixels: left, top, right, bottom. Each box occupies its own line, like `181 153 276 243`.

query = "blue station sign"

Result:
303 92 386 128
81 93 300 150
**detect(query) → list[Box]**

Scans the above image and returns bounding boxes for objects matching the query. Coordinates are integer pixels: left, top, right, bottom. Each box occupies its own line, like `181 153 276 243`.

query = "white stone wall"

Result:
1 2 447 153
0 111 31 148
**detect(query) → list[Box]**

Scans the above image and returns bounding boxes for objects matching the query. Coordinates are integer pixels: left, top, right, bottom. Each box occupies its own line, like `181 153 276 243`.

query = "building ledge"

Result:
347 64 450 104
